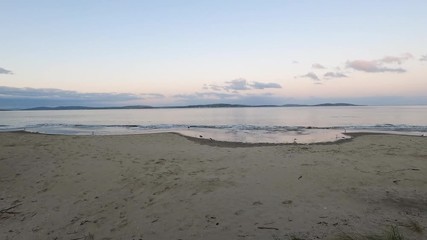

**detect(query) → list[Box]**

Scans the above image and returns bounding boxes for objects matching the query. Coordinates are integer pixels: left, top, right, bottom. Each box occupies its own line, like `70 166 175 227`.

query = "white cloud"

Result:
174 92 287 105
205 78 282 92
346 60 406 73
249 82 281 89
224 79 251 91
300 72 320 81
0 86 164 108
346 53 413 73
324 72 348 78
0 67 13 75
378 53 413 64
312 63 326 69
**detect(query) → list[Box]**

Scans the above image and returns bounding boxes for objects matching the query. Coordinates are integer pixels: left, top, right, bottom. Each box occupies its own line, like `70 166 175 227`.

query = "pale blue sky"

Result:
1 0 426 108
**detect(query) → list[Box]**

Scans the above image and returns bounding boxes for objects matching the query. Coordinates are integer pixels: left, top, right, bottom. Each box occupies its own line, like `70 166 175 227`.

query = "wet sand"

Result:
0 132 426 239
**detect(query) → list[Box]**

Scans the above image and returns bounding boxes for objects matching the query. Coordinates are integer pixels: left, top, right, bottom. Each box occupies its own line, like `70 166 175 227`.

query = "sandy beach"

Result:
0 132 426 240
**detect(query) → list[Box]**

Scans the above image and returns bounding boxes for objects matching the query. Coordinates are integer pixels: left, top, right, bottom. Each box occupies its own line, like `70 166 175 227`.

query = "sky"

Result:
1 0 427 108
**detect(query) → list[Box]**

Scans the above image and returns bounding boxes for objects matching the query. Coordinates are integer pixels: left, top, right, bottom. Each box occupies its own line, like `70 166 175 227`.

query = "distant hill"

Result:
24 105 153 110
4 103 360 111
314 103 358 107
168 103 280 108
282 103 359 107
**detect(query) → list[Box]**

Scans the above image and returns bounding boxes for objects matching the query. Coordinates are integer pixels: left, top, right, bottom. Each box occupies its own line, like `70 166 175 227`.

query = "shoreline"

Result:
1 132 426 239
2 129 425 147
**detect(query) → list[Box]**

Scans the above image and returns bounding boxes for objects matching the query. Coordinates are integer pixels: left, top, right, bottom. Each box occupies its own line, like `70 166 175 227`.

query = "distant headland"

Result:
0 103 360 111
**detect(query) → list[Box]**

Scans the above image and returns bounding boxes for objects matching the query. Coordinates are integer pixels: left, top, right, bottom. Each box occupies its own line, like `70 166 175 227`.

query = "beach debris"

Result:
392 180 400 184
69 233 94 240
0 203 22 215
209 138 213 141
234 209 244 215
282 200 293 205
377 168 420 174
403 219 424 233
238 234 250 238
298 175 302 180
199 135 203 138
205 215 220 226
257 226 279 230
252 201 263 206
80 219 91 225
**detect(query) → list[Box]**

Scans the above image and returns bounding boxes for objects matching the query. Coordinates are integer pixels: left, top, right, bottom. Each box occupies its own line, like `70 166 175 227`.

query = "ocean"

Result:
1 106 426 143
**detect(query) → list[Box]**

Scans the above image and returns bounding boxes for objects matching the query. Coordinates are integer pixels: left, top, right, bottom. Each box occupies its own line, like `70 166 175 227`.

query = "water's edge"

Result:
1 129 425 146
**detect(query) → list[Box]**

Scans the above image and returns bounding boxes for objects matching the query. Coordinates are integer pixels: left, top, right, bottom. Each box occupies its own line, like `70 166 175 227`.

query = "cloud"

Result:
346 53 413 73
346 60 406 73
174 92 236 100
0 86 163 100
300 72 320 81
205 78 282 92
249 82 281 89
0 67 13 75
203 84 222 91
420 55 427 61
0 86 164 108
324 72 348 78
224 78 251 91
312 63 326 69
378 53 413 64
174 91 287 105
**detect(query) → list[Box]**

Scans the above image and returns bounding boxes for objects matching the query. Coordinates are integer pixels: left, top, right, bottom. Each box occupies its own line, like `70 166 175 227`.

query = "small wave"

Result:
343 124 427 132
2 123 426 134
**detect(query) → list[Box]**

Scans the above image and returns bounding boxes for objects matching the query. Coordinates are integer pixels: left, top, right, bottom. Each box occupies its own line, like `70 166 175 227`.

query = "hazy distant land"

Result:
0 103 359 111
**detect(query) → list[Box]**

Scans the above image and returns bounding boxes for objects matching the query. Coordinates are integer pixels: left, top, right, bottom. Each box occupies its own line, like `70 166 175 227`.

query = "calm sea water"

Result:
1 106 426 143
